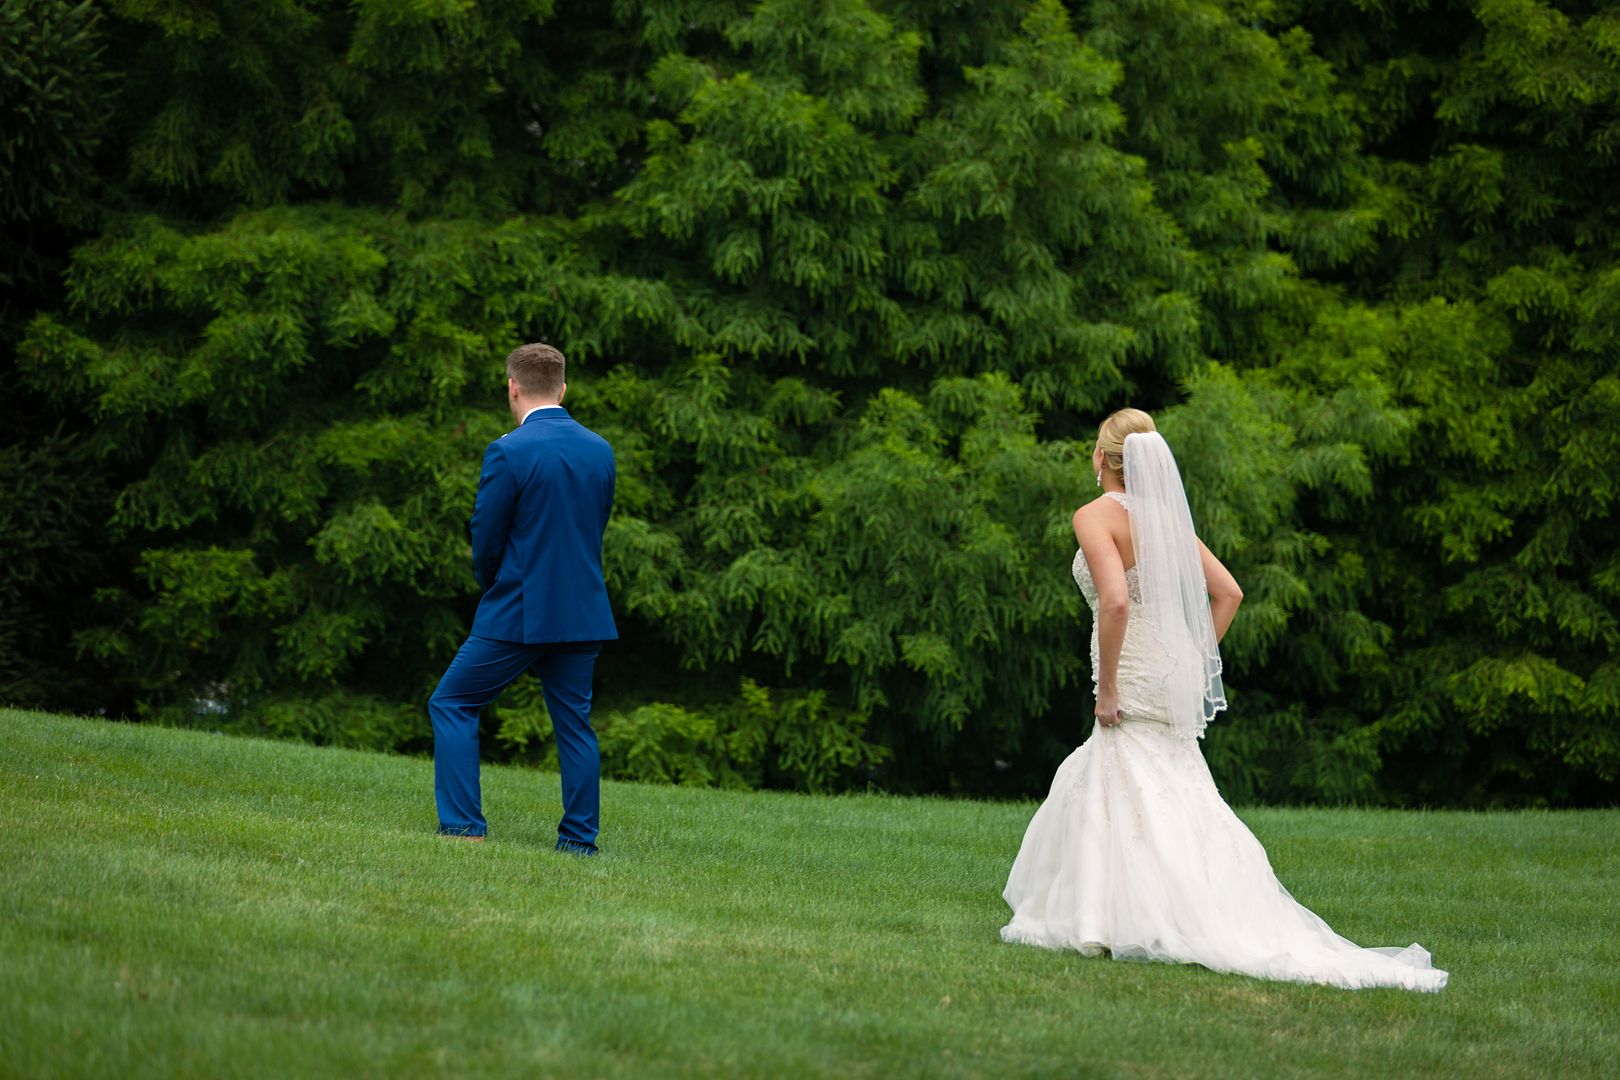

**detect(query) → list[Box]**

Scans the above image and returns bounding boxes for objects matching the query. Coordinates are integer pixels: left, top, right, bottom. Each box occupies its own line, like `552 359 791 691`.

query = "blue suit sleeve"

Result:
470 441 515 591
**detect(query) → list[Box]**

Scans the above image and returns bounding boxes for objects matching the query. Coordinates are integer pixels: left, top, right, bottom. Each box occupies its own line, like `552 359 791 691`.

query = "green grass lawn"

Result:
2 709 1616 1078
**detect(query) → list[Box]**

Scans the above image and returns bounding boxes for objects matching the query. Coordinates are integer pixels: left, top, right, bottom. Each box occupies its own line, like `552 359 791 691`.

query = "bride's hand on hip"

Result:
1094 687 1123 728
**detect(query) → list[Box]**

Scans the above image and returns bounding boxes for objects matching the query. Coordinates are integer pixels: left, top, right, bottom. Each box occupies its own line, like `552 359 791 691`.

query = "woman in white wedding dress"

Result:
1000 409 1447 992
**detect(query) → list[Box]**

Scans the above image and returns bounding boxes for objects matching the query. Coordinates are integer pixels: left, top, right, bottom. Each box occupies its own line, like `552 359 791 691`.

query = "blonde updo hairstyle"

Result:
1096 408 1156 477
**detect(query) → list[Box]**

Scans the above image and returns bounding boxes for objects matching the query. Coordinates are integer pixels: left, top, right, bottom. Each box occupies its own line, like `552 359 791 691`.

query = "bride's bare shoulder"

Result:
1073 494 1126 520
1072 496 1125 539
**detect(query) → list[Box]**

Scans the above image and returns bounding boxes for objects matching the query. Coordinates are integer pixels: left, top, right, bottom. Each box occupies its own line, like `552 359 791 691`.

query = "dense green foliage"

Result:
6 710 1619 1077
0 0 113 290
5 0 1618 805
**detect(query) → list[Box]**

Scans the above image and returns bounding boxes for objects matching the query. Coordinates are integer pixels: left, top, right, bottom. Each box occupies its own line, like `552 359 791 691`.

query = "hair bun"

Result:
1096 408 1156 473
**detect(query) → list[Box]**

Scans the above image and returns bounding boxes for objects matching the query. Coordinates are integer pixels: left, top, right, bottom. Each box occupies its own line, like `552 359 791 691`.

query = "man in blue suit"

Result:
430 342 617 854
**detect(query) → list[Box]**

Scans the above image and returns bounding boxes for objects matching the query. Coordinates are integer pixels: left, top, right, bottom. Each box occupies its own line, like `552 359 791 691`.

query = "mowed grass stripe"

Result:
2 709 1615 1078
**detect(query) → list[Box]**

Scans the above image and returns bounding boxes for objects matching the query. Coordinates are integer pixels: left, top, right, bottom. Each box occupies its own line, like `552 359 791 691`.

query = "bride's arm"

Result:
1197 539 1243 643
1075 508 1129 727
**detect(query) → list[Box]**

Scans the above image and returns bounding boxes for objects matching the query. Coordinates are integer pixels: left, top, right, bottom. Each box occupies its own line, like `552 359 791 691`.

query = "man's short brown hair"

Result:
506 342 566 399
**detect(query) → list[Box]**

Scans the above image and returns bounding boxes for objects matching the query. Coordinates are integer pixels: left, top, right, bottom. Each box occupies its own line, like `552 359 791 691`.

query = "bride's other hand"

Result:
1094 687 1123 728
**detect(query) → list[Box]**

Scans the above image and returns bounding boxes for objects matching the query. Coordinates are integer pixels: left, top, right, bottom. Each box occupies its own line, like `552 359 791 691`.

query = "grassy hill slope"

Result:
2 709 1615 1077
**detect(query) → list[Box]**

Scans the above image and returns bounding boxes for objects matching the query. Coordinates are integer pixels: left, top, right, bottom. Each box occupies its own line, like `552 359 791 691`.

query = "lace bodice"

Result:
1072 551 1143 608
1072 493 1172 722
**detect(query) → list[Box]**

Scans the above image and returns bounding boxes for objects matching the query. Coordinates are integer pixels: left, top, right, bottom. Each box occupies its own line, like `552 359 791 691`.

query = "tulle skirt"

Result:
1000 717 1448 991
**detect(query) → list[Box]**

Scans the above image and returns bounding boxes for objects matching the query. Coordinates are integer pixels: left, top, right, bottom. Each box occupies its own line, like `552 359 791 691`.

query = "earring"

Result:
1095 470 1102 488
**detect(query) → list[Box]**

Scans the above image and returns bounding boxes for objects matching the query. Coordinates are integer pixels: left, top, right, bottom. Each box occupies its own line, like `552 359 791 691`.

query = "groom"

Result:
429 342 617 854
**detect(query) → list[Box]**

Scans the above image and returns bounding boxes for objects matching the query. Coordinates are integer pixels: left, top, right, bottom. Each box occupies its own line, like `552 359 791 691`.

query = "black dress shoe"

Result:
555 838 598 857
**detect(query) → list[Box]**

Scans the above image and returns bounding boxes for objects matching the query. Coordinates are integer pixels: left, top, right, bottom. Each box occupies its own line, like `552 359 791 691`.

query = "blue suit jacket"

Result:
468 407 618 643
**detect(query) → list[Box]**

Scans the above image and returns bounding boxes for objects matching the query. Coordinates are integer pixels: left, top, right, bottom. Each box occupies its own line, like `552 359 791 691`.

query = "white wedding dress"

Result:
1001 499 1447 991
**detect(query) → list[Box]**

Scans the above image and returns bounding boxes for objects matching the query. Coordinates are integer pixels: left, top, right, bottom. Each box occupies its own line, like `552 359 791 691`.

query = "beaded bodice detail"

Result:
1072 552 1143 608
1071 493 1170 721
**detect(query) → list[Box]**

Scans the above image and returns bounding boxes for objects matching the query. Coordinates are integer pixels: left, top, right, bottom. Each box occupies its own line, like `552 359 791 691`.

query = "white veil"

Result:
1122 431 1226 739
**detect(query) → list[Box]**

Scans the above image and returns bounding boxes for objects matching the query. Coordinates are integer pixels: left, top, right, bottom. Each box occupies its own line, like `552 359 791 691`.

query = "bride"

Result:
1000 408 1447 991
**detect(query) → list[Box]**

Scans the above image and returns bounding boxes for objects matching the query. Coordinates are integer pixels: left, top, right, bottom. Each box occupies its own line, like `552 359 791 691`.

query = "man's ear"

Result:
558 382 567 405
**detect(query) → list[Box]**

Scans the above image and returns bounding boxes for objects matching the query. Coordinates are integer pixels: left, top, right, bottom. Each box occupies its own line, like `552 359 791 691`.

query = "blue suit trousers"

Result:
430 636 602 849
